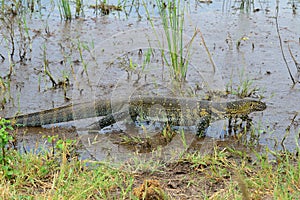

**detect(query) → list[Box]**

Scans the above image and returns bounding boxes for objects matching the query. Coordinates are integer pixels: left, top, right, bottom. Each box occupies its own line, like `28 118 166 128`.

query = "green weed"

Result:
158 0 186 81
0 77 11 109
44 134 77 159
0 118 16 179
0 148 135 199
77 39 95 75
161 125 175 142
42 44 57 87
239 0 254 12
75 0 83 18
120 134 144 145
60 71 70 100
0 1 32 62
144 0 195 82
182 144 300 199
142 48 152 71
59 0 72 20
226 69 260 98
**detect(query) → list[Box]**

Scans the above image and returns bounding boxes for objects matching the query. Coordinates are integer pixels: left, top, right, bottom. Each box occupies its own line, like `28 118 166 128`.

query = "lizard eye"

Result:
247 102 254 110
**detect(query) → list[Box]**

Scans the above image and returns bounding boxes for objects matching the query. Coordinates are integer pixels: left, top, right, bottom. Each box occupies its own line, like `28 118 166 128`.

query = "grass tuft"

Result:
144 0 196 82
59 0 72 21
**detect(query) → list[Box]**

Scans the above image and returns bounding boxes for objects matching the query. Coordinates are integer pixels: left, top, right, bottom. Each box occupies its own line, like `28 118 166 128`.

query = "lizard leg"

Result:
196 116 211 137
87 110 128 131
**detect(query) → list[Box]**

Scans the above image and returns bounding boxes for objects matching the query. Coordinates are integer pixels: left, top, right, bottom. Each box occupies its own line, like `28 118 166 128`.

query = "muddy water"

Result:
0 1 300 162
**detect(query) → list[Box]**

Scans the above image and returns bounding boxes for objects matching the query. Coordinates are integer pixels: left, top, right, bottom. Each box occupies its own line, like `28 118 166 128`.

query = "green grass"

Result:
0 77 10 108
0 132 299 199
181 146 300 199
75 0 82 18
0 153 135 199
157 0 186 82
226 68 261 98
144 0 196 82
59 0 72 20
239 0 254 12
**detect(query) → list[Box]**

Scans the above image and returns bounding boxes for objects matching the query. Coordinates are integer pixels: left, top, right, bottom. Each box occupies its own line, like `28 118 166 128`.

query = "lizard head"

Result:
226 99 267 115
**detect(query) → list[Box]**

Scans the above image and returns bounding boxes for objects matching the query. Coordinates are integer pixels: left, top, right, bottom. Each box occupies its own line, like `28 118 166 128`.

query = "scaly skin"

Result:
87 96 266 134
7 96 266 135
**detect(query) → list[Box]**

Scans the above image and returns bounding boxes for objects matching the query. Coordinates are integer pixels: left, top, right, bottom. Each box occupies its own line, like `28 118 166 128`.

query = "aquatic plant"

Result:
17 15 31 62
239 0 254 12
60 70 71 100
0 1 32 63
59 0 72 20
226 68 260 98
77 39 89 73
0 77 11 109
75 0 82 17
144 0 194 82
42 44 56 88
45 135 78 162
158 0 187 82
0 13 16 60
275 0 296 86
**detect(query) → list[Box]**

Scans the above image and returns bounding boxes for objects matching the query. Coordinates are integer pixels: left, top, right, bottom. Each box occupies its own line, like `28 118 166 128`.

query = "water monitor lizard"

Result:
5 96 266 136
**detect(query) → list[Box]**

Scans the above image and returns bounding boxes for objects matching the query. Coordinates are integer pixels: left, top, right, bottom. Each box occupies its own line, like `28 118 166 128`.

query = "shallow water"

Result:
0 0 300 161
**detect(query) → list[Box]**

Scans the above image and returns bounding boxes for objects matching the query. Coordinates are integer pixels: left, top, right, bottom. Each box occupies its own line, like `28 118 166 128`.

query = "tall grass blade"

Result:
60 0 72 21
